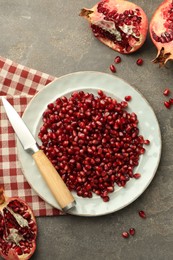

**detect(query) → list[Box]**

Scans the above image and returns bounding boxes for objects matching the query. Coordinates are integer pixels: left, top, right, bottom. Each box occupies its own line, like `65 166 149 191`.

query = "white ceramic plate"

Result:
17 71 162 216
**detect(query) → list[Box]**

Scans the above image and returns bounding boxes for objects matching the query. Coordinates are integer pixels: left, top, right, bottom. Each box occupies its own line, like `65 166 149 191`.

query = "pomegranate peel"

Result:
0 187 37 260
80 0 148 54
150 0 173 66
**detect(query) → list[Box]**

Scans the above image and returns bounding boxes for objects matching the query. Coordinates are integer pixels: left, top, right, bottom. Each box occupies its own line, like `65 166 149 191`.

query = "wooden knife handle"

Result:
32 150 75 211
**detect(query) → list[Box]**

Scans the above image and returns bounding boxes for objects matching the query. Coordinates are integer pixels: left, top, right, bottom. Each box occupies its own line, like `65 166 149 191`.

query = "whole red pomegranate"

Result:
150 0 173 66
0 188 37 260
80 0 148 54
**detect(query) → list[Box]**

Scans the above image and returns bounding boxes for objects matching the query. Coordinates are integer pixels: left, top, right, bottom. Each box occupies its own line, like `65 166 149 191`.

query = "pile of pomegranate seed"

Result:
38 90 149 201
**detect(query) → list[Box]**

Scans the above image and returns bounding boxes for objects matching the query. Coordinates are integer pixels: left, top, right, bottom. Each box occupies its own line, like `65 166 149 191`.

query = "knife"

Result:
1 97 76 212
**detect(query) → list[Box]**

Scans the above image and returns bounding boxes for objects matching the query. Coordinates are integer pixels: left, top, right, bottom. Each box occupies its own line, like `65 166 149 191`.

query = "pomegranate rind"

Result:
80 0 148 54
149 0 173 66
0 195 37 260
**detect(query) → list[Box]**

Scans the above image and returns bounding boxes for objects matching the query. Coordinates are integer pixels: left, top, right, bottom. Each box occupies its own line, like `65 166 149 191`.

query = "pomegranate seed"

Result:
124 95 132 101
164 101 171 109
144 139 150 145
114 56 121 63
129 228 135 236
136 58 143 66
110 64 116 73
122 231 129 238
169 98 173 104
102 196 110 202
138 210 146 219
163 88 170 96
133 173 141 179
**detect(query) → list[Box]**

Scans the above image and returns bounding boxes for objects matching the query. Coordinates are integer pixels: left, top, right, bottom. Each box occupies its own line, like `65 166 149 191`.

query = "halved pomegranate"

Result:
80 0 148 54
150 0 173 66
0 187 37 260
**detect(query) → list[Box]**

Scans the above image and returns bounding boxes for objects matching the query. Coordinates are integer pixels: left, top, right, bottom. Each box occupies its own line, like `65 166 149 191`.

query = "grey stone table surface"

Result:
0 0 173 259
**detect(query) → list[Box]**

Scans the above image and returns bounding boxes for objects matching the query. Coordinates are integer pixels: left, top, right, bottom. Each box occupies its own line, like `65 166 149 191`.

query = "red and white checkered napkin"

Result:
0 56 64 216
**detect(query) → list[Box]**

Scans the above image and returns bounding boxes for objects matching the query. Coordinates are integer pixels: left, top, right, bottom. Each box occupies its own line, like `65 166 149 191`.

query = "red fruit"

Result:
164 101 171 109
114 56 121 63
150 0 173 66
0 187 37 260
136 58 143 65
129 228 135 236
144 139 150 145
124 95 132 101
163 88 170 96
122 231 129 238
110 64 116 72
138 210 146 219
133 173 141 179
80 0 148 54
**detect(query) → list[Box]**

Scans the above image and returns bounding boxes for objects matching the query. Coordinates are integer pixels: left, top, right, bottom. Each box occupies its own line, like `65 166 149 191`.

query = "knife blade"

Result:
1 97 76 212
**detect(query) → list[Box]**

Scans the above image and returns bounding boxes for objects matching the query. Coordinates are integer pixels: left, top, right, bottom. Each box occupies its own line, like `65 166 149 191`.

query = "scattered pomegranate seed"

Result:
114 56 121 63
110 64 116 73
169 98 173 104
136 58 143 66
129 228 135 236
133 173 141 179
102 196 110 202
122 231 129 238
144 139 150 145
164 101 171 109
163 88 170 96
138 210 146 219
124 95 132 101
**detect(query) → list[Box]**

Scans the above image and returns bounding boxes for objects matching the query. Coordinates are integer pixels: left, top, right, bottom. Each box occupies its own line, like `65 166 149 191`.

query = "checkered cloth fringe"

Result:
0 56 64 216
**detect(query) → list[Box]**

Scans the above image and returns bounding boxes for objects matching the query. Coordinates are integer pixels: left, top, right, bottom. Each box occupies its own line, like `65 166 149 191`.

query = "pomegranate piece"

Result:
163 88 170 96
122 231 129 238
110 64 116 72
144 139 150 145
136 58 143 65
114 56 121 63
38 90 147 202
124 95 132 101
150 0 173 66
0 187 37 260
138 210 146 219
80 0 148 54
129 228 135 236
164 100 171 109
133 173 141 179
